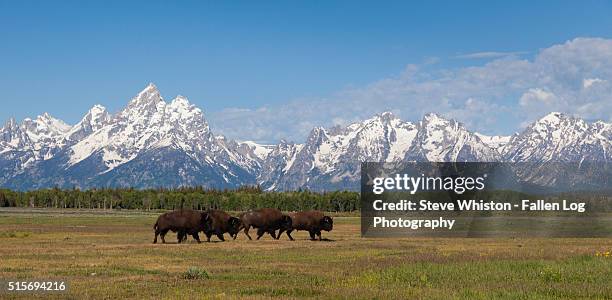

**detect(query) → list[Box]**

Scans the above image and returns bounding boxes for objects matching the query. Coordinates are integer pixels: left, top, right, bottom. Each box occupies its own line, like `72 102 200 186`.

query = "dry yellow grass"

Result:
0 208 611 299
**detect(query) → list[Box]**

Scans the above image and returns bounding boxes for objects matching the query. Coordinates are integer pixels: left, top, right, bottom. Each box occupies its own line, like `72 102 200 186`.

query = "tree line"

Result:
0 186 360 212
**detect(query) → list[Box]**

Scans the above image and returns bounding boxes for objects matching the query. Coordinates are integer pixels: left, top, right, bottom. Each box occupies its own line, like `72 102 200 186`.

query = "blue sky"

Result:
2 1 612 142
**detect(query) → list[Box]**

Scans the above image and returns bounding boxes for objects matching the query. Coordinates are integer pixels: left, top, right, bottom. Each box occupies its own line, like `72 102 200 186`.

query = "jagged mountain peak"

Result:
124 83 164 111
21 112 71 142
418 113 463 134
379 111 395 117
167 95 202 118
0 117 30 150
305 126 329 147
539 111 566 121
89 104 106 113
142 82 159 95
39 112 51 120
3 117 18 129
171 95 189 104
422 112 446 120
420 113 458 127
81 105 109 122
34 112 71 130
503 112 609 162
340 112 410 137
414 120 498 162
358 111 400 126
67 84 216 173
528 112 589 134
531 112 591 133
372 111 397 121
65 104 112 142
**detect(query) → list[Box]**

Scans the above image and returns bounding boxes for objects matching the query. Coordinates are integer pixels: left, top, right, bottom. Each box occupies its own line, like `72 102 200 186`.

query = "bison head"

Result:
228 216 242 233
320 216 333 231
280 215 293 231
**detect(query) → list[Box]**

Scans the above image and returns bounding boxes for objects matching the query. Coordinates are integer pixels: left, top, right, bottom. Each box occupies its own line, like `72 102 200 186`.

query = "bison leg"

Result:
205 232 212 242
192 232 201 243
256 228 265 240
317 231 322 241
269 229 278 240
286 229 295 241
231 232 238 240
216 232 225 242
153 230 159 244
309 230 316 241
182 231 190 243
160 229 169 244
244 225 253 240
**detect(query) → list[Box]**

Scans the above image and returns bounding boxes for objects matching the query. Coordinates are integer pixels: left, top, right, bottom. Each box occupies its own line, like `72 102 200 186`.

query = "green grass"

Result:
0 208 610 299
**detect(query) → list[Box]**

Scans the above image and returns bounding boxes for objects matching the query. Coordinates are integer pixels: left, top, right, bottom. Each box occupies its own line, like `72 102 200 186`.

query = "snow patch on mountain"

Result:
240 141 274 160
475 133 511 153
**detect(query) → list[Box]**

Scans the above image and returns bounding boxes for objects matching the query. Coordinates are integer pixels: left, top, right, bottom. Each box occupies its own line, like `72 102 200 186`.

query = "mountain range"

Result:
1 83 610 191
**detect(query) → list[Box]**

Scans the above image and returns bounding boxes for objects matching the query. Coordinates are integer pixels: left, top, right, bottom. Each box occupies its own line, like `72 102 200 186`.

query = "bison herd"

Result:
153 208 333 244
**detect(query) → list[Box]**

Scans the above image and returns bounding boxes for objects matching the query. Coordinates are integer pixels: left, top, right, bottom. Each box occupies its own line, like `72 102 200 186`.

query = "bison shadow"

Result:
293 238 335 242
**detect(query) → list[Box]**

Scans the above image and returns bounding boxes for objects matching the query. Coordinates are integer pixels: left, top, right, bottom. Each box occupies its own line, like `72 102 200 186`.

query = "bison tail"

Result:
153 221 158 231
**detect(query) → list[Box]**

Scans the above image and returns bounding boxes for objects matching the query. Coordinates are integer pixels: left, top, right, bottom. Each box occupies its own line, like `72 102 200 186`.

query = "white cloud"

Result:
583 78 605 88
209 37 612 143
455 51 527 59
519 88 556 106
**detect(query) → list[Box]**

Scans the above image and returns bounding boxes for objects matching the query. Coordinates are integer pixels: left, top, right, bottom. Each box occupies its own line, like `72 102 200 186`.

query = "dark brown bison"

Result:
153 209 210 244
239 208 292 240
203 209 242 242
177 210 242 242
279 210 333 241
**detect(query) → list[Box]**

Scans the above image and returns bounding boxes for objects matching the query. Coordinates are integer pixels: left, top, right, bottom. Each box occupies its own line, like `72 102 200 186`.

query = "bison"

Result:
239 208 292 240
279 210 333 241
202 209 242 242
177 210 242 242
153 209 210 244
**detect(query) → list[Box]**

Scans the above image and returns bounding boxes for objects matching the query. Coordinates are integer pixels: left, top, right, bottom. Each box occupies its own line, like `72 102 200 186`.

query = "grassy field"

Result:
0 208 611 299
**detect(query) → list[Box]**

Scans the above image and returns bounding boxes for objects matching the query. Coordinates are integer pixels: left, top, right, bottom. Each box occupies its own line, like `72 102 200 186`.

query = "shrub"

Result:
183 267 210 280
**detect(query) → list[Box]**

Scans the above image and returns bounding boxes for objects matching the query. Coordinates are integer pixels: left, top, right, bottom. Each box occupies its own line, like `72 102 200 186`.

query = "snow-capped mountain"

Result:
0 112 73 184
503 112 611 162
404 113 500 162
259 112 500 190
0 84 610 191
498 112 612 189
1 84 257 189
257 140 304 190
0 118 31 154
18 113 71 160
